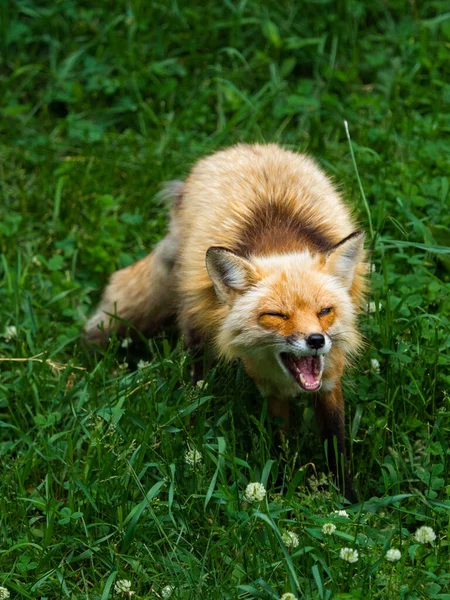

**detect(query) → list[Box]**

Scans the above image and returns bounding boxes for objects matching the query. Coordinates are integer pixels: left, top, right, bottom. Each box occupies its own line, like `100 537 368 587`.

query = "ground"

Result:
1 1 450 599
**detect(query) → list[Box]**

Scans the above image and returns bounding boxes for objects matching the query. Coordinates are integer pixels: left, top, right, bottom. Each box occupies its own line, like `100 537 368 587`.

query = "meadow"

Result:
1 1 450 598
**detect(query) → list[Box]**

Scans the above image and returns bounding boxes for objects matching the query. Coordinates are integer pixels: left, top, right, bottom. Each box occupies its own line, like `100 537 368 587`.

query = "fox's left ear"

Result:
206 247 258 304
326 231 365 289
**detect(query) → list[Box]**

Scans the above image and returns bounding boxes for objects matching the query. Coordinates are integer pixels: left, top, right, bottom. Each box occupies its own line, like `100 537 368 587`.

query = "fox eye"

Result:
260 311 288 320
318 307 333 317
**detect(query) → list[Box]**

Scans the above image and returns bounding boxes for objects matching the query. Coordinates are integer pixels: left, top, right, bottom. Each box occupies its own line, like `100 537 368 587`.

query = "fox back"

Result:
173 145 365 395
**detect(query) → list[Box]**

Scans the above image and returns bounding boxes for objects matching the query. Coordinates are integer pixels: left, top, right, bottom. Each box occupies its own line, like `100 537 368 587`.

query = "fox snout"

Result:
306 333 325 350
286 332 331 355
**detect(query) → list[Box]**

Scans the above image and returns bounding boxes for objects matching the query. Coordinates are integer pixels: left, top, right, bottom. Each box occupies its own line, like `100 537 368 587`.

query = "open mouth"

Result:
280 353 324 392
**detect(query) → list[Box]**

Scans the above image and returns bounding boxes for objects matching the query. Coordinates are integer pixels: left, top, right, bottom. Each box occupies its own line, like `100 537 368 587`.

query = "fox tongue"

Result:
281 352 323 391
294 356 320 385
283 354 323 391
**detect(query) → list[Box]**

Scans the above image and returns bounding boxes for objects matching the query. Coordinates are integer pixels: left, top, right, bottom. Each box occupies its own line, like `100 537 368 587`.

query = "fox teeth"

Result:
299 373 306 386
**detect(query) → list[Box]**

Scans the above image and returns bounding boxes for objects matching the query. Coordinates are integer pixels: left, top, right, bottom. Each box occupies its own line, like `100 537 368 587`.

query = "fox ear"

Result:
206 247 258 303
326 231 365 289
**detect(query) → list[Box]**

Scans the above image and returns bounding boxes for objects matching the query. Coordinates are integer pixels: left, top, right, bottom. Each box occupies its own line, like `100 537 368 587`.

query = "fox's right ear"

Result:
206 247 258 304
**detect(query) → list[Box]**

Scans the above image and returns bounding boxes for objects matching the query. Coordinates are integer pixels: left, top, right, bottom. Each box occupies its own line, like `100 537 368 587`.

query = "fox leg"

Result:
85 233 178 345
314 383 356 503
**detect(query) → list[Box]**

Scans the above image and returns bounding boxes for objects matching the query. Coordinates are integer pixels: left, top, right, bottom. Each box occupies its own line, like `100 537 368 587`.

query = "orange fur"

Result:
86 143 367 500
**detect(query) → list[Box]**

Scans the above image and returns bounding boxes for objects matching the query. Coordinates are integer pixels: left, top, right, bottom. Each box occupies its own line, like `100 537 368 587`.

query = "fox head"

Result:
206 232 365 397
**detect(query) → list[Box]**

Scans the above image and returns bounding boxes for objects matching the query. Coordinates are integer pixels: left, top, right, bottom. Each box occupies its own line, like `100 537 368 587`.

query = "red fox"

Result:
86 143 366 501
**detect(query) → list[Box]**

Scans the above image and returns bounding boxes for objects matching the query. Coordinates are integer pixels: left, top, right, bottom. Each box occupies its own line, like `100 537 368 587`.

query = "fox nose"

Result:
307 333 325 350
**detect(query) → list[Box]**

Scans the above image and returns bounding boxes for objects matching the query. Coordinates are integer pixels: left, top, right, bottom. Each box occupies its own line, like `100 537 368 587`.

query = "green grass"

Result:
1 1 450 598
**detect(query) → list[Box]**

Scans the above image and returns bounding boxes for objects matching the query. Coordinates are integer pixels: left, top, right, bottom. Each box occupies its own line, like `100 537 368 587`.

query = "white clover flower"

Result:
322 522 337 535
244 482 266 503
386 548 401 562
114 579 135 596
0 587 10 600
280 594 297 600
414 525 436 544
334 510 349 517
118 360 129 373
137 359 150 370
340 547 359 563
367 301 376 313
161 585 175 599
2 326 17 342
282 530 299 548
370 358 380 373
367 300 383 313
121 337 133 348
184 448 202 467
196 379 208 390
